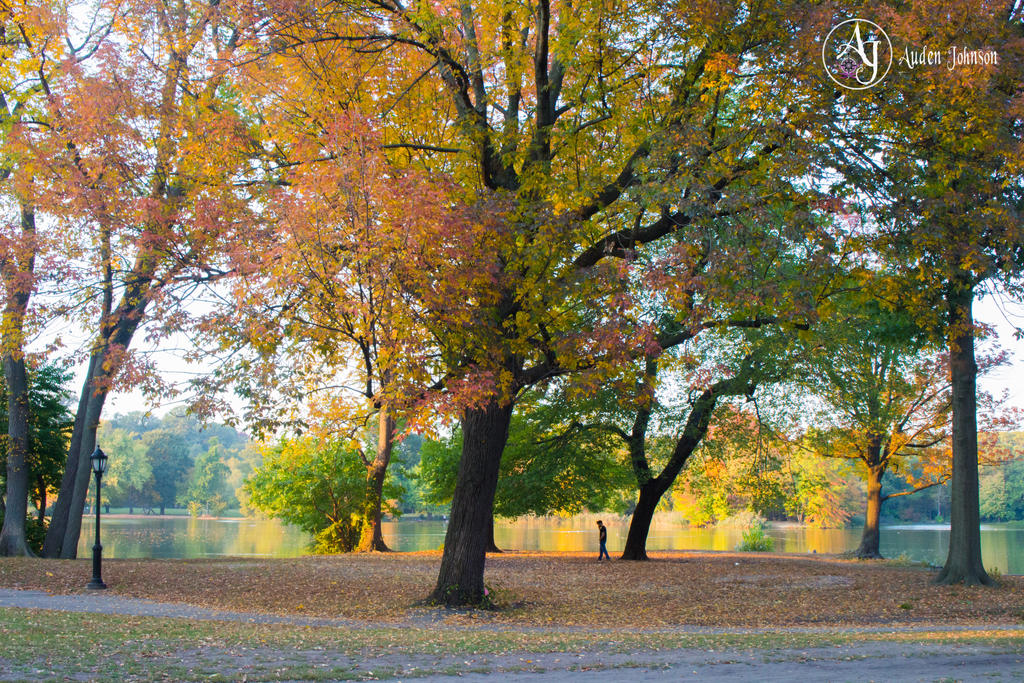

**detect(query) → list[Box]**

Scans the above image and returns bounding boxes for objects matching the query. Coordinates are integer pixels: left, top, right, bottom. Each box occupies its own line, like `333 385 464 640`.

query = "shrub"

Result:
716 509 767 529
207 495 228 518
244 436 402 554
737 525 774 552
313 517 363 554
0 512 48 554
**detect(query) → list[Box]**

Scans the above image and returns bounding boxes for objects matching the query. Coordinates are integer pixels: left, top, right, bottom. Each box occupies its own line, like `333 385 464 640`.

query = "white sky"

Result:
90 290 1024 424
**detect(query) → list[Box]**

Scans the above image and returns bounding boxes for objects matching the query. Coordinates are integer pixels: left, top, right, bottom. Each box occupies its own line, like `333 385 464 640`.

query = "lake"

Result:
78 514 1024 575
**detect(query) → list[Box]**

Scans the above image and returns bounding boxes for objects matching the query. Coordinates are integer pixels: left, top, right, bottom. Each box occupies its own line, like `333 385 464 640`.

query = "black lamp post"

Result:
87 446 108 590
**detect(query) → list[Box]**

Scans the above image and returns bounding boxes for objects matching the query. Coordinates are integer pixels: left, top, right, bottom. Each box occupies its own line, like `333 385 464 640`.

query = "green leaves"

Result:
244 436 403 553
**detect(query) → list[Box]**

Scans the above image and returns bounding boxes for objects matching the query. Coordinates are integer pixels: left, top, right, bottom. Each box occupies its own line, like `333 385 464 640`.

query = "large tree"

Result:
195 116 436 552
801 297 1018 558
0 0 80 555
826 0 1024 583
39 0 255 557
240 0 837 604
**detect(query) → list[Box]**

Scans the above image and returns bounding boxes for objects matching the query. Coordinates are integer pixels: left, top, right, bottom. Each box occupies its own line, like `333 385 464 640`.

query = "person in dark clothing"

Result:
597 520 610 560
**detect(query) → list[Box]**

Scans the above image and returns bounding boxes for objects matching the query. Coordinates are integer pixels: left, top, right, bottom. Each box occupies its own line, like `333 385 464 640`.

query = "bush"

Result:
313 517 363 553
244 436 402 554
737 525 774 552
207 495 228 518
0 512 48 555
717 509 767 529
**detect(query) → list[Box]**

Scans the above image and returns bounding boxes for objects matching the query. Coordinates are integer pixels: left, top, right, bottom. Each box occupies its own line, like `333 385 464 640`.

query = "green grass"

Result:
3 607 1024 681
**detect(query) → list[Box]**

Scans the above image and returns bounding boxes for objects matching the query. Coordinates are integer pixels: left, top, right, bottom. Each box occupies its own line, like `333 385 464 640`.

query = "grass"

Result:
3 607 1024 682
4 550 1024 679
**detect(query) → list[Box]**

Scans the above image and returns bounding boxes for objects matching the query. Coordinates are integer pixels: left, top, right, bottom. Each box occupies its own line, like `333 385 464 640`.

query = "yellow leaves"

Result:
700 52 739 100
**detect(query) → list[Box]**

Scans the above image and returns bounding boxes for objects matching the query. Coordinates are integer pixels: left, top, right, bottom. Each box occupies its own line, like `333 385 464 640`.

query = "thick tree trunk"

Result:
356 411 394 552
856 464 885 559
936 286 991 585
428 399 513 606
0 202 35 556
620 481 666 560
0 354 32 556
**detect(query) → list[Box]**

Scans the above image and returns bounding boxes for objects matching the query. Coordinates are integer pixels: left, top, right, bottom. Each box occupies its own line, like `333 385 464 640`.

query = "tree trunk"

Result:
936 285 991 585
44 304 146 559
356 411 394 552
856 464 885 559
159 503 165 516
428 399 513 606
36 478 46 524
0 202 36 557
486 513 502 553
620 481 665 560
0 354 32 556
619 363 752 561
42 353 109 558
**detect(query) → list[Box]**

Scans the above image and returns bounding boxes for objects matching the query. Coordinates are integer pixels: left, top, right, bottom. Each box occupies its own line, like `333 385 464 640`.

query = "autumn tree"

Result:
826 0 1024 583
36 0 256 557
236 0 841 604
674 403 859 529
799 294 1019 558
614 327 808 560
0 0 81 555
192 110 443 551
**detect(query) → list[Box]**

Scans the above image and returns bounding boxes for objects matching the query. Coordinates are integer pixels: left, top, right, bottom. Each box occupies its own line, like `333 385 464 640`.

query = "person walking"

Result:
596 520 610 560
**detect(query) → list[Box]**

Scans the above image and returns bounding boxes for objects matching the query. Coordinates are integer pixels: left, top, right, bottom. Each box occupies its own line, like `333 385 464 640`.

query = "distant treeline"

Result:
5 364 1023 532
95 410 257 516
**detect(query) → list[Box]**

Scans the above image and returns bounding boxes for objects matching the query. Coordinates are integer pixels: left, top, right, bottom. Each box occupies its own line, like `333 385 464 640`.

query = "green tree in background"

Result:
98 409 255 514
181 439 232 517
419 387 634 549
0 363 74 552
97 427 153 515
245 437 403 553
980 433 1024 521
144 434 192 515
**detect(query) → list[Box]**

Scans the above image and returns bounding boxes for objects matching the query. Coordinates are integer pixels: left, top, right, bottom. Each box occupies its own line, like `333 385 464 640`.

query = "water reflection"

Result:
79 514 1024 574
80 516 310 559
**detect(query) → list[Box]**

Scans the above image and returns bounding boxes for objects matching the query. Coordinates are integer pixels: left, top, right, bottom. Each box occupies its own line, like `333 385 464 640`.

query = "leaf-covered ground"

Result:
1 551 1022 628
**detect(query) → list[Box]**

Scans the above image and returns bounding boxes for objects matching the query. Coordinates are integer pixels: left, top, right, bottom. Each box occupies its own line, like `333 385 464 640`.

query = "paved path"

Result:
0 588 363 626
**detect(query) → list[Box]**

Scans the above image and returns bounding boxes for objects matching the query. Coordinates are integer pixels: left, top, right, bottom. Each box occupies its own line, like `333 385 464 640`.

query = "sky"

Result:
91 289 1024 425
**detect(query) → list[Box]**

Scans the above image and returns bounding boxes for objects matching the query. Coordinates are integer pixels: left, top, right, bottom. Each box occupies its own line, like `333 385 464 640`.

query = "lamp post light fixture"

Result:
87 446 109 590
